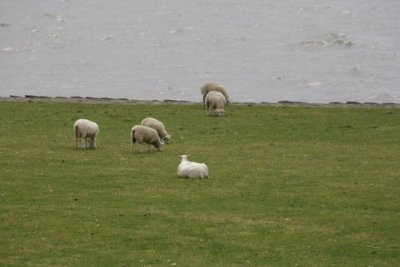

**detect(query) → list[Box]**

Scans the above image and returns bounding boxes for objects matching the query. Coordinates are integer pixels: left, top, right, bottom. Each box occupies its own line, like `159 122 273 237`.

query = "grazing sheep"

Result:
141 117 171 143
73 119 99 149
177 154 209 179
200 82 230 104
205 91 227 116
131 125 163 152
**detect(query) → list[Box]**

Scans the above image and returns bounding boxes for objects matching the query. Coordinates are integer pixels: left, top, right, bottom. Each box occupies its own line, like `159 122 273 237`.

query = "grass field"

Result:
0 100 399 266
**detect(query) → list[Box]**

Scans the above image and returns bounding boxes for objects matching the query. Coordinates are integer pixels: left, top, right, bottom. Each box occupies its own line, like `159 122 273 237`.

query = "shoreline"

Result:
1 95 400 108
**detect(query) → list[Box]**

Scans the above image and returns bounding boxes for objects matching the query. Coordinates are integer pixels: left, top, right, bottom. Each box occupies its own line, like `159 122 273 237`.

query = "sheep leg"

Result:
90 137 96 149
78 137 85 150
208 105 213 115
93 136 97 148
88 137 93 149
80 138 84 149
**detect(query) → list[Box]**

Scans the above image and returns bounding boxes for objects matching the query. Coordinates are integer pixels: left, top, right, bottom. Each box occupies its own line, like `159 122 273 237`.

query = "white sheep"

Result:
73 119 99 149
205 91 227 116
131 125 163 152
177 154 209 179
200 82 230 104
141 117 171 143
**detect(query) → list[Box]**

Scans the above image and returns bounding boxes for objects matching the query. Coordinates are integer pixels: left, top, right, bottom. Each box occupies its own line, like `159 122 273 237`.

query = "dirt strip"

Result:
1 95 400 108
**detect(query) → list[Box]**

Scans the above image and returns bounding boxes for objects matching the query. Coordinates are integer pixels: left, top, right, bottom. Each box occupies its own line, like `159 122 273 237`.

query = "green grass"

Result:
0 101 399 266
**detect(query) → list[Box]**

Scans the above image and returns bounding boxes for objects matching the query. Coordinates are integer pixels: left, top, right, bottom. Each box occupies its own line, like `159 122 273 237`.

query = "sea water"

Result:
1 0 399 103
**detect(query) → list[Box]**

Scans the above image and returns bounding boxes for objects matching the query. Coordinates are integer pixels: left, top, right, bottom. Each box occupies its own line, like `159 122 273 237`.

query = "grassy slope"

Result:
0 101 399 266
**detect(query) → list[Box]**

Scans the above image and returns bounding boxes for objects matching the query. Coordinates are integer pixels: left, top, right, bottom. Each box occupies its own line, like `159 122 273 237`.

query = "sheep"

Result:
141 117 171 144
177 154 209 179
205 91 227 116
73 119 99 149
131 125 163 152
200 82 230 104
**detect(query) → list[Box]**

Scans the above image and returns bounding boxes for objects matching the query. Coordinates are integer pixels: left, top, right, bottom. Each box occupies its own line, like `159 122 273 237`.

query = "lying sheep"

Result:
200 82 230 104
74 119 99 149
177 154 209 179
131 125 163 152
205 91 227 116
141 117 171 144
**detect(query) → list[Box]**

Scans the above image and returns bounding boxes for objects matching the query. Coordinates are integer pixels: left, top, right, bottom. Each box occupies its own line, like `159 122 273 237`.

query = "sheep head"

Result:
215 109 225 116
163 135 171 144
179 154 190 161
